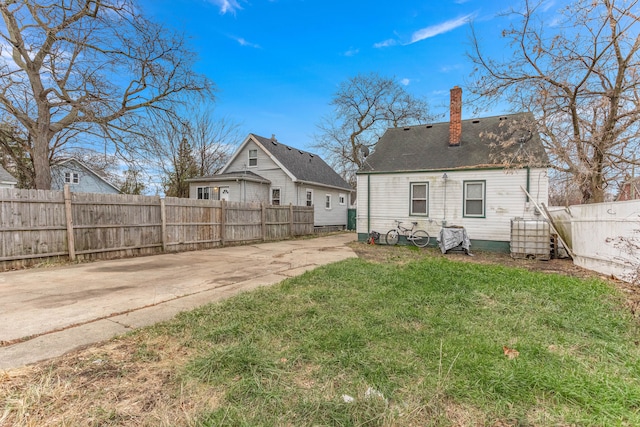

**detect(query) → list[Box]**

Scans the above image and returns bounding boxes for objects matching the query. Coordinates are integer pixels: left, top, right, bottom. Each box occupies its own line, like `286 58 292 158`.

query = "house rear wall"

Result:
357 168 549 251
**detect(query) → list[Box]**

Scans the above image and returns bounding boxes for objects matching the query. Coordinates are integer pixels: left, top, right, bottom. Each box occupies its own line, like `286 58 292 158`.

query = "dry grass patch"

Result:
1 333 218 427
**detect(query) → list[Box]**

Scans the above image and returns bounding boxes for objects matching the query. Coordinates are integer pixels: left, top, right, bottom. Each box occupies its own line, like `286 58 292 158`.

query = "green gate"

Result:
347 208 357 230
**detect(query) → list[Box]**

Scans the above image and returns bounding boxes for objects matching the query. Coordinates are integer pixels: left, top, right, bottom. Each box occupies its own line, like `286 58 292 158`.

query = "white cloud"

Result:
231 36 260 48
409 13 475 44
541 0 556 12
210 0 243 15
373 39 398 48
400 78 410 86
343 48 359 57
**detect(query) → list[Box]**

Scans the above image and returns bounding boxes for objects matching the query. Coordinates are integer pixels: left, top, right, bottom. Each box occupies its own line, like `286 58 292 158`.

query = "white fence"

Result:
547 200 640 283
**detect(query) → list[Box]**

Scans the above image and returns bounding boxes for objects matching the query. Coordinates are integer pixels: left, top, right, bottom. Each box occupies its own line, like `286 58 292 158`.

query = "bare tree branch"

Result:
0 0 213 189
468 0 640 203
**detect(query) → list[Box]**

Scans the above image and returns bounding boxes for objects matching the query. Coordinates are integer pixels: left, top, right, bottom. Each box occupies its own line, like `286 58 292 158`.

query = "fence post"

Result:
220 199 226 246
160 198 167 252
289 203 294 237
261 202 266 241
63 185 76 261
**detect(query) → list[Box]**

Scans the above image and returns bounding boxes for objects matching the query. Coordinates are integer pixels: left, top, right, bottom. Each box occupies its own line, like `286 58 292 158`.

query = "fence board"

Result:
0 188 314 270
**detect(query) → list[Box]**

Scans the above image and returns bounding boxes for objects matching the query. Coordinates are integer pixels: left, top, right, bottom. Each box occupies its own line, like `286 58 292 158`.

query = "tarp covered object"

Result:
438 226 471 254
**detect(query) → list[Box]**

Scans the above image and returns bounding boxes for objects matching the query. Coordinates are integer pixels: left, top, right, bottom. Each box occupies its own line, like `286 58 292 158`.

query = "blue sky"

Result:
139 0 537 152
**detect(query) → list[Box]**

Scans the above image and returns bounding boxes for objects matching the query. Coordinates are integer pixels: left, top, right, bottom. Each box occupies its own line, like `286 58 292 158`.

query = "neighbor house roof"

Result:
221 133 352 191
0 165 17 185
187 170 271 184
360 112 549 173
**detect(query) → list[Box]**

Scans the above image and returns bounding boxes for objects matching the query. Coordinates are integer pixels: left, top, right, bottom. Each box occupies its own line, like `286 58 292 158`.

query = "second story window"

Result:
248 149 258 167
65 172 79 184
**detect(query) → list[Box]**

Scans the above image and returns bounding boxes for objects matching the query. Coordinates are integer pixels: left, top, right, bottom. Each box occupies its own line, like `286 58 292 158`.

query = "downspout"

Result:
525 166 530 202
367 174 371 233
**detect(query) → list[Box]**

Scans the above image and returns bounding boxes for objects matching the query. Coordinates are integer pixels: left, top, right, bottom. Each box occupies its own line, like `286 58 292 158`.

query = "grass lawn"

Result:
3 250 640 426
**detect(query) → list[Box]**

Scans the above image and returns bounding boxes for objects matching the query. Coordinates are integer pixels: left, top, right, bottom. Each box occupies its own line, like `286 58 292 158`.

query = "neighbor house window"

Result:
65 172 79 184
339 193 346 205
306 190 313 207
464 181 485 217
248 149 258 167
325 194 332 209
197 187 210 199
272 188 281 205
410 182 429 216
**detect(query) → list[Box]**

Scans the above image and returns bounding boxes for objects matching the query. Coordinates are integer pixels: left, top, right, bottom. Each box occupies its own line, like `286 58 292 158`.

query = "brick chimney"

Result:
449 86 462 146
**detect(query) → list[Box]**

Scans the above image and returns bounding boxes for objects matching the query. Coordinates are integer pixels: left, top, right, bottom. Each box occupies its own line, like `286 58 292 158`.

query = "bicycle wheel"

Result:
411 230 430 247
385 229 399 246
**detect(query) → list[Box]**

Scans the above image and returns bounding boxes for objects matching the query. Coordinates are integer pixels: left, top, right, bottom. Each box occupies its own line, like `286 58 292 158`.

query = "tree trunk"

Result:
32 129 52 190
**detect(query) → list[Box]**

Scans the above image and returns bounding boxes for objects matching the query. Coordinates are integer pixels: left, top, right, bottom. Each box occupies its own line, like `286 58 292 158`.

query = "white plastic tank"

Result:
510 218 551 260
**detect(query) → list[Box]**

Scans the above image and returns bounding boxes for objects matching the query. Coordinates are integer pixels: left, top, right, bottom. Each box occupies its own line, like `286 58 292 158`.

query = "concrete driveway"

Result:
0 233 357 370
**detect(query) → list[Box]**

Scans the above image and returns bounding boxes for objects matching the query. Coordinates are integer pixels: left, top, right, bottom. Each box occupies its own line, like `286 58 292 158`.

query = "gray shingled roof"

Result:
188 170 271 184
0 165 17 183
252 134 352 190
361 112 549 173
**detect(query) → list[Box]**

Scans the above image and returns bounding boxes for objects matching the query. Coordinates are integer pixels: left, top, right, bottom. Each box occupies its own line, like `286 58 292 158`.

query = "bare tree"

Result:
314 72 431 184
0 0 212 189
469 0 640 203
146 106 239 197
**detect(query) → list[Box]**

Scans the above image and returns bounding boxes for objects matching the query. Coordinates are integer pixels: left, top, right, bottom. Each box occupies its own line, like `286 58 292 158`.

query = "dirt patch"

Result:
348 241 640 320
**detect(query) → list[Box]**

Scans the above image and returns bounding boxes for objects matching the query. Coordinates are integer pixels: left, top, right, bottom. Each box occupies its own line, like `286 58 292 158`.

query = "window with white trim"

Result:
410 182 428 216
339 193 346 205
197 187 210 199
325 194 331 209
248 149 258 167
271 187 281 205
306 190 313 207
65 172 80 184
463 181 485 217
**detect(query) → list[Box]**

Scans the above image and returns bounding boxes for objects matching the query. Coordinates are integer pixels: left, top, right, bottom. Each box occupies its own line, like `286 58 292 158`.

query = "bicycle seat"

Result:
411 221 418 225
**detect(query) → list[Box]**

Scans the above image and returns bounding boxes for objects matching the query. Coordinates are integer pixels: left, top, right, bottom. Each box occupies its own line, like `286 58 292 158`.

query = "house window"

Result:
197 187 210 200
325 194 331 209
410 182 429 216
306 190 313 207
272 188 281 205
65 172 79 184
464 181 486 217
248 149 258 167
339 193 346 205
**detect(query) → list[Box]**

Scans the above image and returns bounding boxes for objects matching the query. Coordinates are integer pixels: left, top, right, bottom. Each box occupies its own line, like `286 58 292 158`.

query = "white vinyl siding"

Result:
463 181 485 217
356 168 549 243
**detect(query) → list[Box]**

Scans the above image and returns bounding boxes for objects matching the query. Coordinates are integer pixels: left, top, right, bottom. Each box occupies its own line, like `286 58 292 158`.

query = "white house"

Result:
0 165 17 188
188 133 353 228
356 87 550 252
51 158 120 194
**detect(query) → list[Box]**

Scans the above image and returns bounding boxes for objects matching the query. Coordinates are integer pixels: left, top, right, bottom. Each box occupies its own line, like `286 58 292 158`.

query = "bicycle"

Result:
385 220 431 247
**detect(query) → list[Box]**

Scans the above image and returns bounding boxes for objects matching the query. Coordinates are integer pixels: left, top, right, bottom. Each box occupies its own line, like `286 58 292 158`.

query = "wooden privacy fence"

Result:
0 187 314 270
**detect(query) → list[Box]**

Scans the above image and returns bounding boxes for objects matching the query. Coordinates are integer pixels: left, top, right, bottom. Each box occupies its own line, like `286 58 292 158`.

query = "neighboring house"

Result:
356 86 550 252
51 158 120 194
0 165 17 188
616 176 640 201
188 133 353 228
